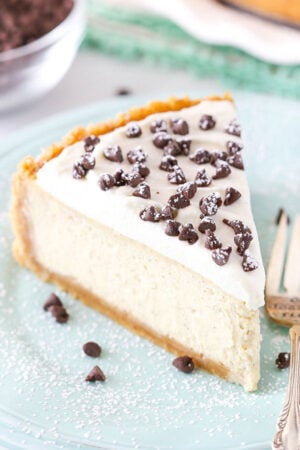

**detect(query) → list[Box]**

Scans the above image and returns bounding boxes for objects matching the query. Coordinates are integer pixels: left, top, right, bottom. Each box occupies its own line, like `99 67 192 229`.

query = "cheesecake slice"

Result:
11 94 265 391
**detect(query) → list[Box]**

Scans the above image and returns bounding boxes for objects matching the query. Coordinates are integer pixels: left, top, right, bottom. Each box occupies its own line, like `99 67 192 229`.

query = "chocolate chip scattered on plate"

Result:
43 292 63 311
48 305 69 323
172 356 194 373
115 88 131 96
83 342 102 358
275 352 290 369
85 365 106 382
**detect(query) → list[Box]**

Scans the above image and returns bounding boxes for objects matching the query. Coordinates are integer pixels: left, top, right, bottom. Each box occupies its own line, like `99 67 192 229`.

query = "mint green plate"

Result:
0 93 299 450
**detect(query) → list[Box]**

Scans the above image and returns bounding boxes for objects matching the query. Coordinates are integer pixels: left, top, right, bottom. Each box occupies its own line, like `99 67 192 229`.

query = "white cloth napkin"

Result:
102 0 300 64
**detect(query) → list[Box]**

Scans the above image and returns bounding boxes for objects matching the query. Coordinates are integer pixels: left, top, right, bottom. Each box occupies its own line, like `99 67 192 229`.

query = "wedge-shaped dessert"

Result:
11 94 265 391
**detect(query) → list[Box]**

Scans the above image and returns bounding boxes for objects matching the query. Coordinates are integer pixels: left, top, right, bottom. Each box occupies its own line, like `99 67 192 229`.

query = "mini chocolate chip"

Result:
160 205 177 220
224 187 241 205
170 117 189 135
163 140 182 157
78 153 96 170
194 169 212 187
226 140 243 155
83 342 102 358
177 181 197 199
234 232 253 256
159 155 178 172
178 223 199 244
190 148 211 164
168 193 190 209
198 217 216 234
242 251 258 272
43 293 63 311
114 168 127 186
165 220 181 236
212 160 231 179
225 119 241 137
127 146 147 164
49 305 69 323
211 246 232 266
115 88 131 96
85 365 106 382
126 122 142 138
210 150 228 165
104 145 123 163
132 162 150 179
126 171 142 188
275 352 290 369
199 192 222 216
72 162 87 179
84 135 100 152
150 119 168 134
223 219 251 234
132 183 151 199
205 230 222 250
172 356 194 373
153 132 172 149
199 114 216 130
227 152 244 170
168 165 186 185
176 138 191 156
98 173 115 191
275 208 290 225
140 206 161 222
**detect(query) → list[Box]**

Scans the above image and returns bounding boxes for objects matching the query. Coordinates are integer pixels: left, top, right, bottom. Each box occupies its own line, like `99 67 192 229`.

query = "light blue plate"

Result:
0 93 299 450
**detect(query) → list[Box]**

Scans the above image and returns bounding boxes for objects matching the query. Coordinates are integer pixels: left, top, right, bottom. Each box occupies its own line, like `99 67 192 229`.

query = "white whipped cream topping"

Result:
36 100 265 309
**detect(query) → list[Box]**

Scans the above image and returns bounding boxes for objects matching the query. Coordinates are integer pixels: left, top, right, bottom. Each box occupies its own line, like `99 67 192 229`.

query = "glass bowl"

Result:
0 0 85 113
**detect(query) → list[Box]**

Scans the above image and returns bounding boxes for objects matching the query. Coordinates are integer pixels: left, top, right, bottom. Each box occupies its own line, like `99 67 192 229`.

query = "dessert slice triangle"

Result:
11 94 265 391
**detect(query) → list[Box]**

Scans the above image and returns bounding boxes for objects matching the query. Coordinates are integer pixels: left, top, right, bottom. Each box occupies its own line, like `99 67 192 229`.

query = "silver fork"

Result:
266 211 300 450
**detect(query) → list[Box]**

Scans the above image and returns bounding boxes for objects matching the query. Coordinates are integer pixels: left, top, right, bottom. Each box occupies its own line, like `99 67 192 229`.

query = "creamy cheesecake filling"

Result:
36 100 265 310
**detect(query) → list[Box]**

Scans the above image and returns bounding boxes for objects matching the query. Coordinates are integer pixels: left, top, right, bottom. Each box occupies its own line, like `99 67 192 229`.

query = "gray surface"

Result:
0 50 222 139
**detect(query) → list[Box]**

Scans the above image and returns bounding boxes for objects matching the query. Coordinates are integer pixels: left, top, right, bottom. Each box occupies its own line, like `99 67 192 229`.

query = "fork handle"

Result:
273 325 300 450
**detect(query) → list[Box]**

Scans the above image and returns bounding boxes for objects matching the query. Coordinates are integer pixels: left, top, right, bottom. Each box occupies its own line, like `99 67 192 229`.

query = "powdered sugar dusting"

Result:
0 207 289 448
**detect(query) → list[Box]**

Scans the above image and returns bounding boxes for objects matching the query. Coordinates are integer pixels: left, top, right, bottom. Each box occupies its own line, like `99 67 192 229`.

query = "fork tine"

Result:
266 211 288 295
284 214 300 295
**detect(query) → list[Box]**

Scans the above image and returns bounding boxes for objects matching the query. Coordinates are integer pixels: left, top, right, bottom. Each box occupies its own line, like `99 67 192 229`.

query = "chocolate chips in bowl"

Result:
0 0 85 112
